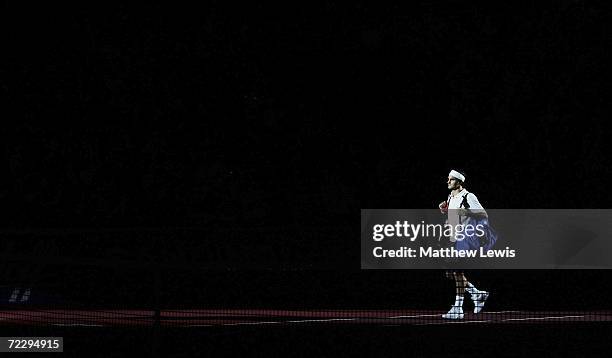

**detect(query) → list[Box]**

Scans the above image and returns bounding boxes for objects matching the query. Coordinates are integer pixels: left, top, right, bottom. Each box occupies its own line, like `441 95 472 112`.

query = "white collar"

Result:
450 188 468 198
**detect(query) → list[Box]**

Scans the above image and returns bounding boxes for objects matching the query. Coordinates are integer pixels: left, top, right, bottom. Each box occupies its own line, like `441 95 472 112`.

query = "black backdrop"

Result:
3 1 610 312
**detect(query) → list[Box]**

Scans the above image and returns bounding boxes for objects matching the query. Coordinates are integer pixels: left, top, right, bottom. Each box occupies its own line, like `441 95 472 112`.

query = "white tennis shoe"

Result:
472 291 489 314
442 306 464 320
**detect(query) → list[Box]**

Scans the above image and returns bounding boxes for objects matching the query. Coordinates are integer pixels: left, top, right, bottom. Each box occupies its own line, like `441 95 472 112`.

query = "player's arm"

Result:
438 200 448 214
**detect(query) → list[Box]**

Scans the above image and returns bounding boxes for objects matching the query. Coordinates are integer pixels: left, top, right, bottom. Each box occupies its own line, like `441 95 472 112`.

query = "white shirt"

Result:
447 188 484 210
446 189 485 240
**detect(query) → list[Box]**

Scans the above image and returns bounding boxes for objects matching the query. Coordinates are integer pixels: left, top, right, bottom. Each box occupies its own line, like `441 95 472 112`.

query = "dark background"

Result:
2 1 611 355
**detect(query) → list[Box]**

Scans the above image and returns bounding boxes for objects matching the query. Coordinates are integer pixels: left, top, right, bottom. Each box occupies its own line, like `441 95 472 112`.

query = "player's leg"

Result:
465 274 489 314
465 281 480 295
442 271 465 319
454 272 467 296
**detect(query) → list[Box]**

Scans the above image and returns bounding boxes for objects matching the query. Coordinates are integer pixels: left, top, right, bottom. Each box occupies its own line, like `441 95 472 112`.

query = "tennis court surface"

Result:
2 308 612 327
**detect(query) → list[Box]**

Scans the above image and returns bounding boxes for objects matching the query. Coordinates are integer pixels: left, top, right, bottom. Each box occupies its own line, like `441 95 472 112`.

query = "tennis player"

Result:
438 169 490 319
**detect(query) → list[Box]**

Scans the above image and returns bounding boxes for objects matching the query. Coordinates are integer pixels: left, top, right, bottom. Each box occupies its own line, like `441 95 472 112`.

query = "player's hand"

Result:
438 201 448 214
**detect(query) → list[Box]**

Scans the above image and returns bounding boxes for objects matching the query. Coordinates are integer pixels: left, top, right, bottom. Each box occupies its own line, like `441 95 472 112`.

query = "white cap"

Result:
449 170 465 182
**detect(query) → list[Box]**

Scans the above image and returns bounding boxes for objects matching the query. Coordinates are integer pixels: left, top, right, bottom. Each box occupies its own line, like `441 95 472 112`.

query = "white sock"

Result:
466 282 479 294
453 295 464 308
